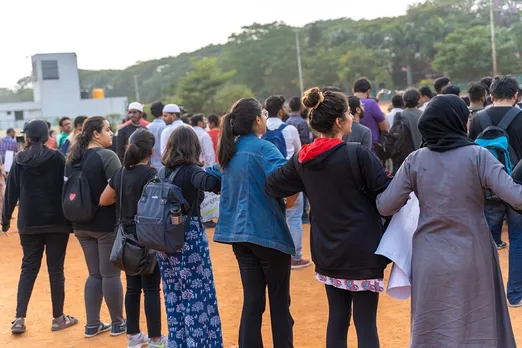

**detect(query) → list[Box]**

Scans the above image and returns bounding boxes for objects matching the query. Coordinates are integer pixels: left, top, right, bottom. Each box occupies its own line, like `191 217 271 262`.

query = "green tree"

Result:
338 47 392 89
176 57 235 113
433 26 521 80
307 23 322 47
211 84 255 114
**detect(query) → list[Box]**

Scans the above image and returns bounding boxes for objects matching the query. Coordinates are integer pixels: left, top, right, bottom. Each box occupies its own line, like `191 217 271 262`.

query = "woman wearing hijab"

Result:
376 95 522 347
3 120 78 334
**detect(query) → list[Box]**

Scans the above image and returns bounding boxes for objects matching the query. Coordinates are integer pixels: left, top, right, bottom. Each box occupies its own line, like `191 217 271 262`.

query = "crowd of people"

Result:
2 73 522 348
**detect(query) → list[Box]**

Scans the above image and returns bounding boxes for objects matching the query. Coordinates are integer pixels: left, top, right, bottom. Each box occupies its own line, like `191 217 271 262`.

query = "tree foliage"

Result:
433 26 521 80
4 0 522 105
176 58 235 113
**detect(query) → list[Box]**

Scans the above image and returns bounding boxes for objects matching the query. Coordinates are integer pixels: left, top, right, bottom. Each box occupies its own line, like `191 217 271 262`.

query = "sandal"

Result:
11 318 26 334
51 314 79 332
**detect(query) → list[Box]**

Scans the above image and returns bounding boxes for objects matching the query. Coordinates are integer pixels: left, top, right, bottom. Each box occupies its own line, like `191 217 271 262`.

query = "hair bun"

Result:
302 87 325 109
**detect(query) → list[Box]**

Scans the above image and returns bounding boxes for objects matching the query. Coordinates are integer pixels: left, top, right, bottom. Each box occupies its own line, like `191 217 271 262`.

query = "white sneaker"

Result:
149 336 168 348
128 332 149 348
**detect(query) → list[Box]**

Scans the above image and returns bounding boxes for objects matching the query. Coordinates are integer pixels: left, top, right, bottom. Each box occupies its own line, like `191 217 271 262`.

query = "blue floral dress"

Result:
158 218 223 348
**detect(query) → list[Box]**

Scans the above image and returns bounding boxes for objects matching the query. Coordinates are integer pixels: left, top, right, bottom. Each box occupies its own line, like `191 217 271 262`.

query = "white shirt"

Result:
419 101 430 112
147 118 166 168
386 108 403 128
160 120 189 155
266 118 301 159
192 126 216 166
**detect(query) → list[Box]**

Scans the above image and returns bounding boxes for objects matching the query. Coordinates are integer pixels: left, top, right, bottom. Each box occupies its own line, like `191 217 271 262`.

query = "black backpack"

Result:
383 113 415 169
62 151 98 223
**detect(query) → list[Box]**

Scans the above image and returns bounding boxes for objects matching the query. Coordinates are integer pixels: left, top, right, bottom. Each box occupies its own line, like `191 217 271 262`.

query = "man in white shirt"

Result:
264 95 310 269
147 101 166 168
190 114 215 166
418 86 433 112
160 104 188 155
386 94 404 128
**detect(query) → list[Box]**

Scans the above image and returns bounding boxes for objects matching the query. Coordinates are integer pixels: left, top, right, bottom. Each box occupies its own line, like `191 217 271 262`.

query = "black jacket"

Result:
266 140 391 280
3 145 71 234
116 123 144 161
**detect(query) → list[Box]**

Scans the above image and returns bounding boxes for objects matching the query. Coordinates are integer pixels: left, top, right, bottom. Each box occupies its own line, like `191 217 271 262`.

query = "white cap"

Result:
163 104 181 113
128 102 143 113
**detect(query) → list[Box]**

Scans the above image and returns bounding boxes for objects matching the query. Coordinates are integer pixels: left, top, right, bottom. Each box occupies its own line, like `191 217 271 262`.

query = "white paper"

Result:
375 193 419 300
200 192 220 222
4 151 14 173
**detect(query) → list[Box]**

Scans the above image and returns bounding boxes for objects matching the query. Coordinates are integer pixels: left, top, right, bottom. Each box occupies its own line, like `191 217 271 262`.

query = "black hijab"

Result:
418 95 477 152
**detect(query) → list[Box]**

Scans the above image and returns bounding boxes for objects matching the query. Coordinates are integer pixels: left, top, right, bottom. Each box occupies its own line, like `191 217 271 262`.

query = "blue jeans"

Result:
484 201 522 304
286 193 304 261
484 202 506 245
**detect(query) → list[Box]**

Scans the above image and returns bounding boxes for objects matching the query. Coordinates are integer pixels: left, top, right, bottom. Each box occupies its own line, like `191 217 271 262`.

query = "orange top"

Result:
208 128 219 157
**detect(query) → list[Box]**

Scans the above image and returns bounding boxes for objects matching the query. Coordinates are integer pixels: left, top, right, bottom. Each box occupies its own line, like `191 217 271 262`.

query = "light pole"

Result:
490 0 498 76
133 75 140 101
295 29 304 96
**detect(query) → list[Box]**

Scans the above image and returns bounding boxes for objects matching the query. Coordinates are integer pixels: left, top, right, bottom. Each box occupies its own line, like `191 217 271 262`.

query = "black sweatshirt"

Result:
3 147 71 234
266 140 391 280
116 123 145 161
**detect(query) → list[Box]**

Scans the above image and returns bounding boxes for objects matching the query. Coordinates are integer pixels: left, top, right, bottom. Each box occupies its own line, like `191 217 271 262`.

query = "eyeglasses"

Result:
261 109 269 119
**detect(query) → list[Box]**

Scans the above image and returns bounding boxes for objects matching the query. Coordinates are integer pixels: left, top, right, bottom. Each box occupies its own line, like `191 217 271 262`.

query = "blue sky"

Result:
0 0 418 88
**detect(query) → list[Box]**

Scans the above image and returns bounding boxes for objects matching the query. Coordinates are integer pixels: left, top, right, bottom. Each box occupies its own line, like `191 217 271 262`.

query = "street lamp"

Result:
295 29 304 96
490 0 498 76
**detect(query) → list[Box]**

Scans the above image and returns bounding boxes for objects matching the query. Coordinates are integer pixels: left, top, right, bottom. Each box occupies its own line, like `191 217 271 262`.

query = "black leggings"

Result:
325 285 380 348
125 264 162 338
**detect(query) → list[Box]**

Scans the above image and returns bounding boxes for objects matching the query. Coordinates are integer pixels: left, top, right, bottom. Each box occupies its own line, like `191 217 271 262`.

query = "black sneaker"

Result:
497 242 507 250
203 221 217 228
110 321 127 336
84 323 111 338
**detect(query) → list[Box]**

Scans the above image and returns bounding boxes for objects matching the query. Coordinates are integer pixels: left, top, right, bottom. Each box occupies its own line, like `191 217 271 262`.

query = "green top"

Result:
58 133 69 148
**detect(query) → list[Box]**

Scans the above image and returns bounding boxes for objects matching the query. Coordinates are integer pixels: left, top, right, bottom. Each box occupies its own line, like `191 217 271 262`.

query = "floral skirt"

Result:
316 273 384 293
157 218 223 348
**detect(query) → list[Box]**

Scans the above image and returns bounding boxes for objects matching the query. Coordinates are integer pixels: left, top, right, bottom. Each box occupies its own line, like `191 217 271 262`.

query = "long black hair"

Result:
123 128 155 169
218 98 263 169
67 116 104 165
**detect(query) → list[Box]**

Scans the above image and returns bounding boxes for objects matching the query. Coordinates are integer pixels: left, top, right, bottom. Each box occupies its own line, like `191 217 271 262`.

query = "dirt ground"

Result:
1 222 521 348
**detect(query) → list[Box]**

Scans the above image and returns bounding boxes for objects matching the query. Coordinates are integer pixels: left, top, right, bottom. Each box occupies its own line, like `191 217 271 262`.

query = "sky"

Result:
0 0 419 89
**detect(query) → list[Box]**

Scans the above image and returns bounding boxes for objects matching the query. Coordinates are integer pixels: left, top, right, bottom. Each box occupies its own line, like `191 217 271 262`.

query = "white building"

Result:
0 53 128 129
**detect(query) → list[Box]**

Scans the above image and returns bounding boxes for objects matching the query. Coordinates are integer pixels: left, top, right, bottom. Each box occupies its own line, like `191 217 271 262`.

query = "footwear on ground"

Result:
84 323 111 338
291 258 312 270
128 332 149 348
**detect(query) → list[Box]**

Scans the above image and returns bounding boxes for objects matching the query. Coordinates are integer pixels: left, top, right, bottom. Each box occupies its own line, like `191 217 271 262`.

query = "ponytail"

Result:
67 116 105 165
123 128 155 169
67 132 90 165
217 98 263 169
218 113 236 169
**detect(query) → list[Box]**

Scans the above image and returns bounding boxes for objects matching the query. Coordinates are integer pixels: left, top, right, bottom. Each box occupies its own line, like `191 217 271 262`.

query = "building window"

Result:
41 60 59 80
14 111 24 121
6 111 11 115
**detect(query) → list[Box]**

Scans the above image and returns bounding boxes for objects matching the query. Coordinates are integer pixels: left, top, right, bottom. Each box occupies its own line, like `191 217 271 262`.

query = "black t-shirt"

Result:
469 106 522 161
109 165 158 225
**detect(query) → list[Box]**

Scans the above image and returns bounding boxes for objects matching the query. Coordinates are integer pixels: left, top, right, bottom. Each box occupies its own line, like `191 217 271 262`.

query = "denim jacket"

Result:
209 134 295 255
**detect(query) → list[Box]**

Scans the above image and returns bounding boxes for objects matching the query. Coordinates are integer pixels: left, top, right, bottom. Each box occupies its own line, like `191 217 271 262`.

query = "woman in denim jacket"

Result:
212 98 295 348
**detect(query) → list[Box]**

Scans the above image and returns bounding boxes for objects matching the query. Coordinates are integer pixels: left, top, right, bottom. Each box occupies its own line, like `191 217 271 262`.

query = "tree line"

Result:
2 0 522 114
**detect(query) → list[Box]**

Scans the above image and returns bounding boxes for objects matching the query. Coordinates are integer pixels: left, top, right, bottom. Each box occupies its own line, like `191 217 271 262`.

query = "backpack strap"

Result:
497 107 522 131
345 143 366 194
117 168 124 224
278 124 288 131
477 110 493 131
166 167 183 183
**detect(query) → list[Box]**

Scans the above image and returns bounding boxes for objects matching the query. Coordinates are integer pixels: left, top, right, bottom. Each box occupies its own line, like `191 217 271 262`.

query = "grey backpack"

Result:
135 166 196 253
